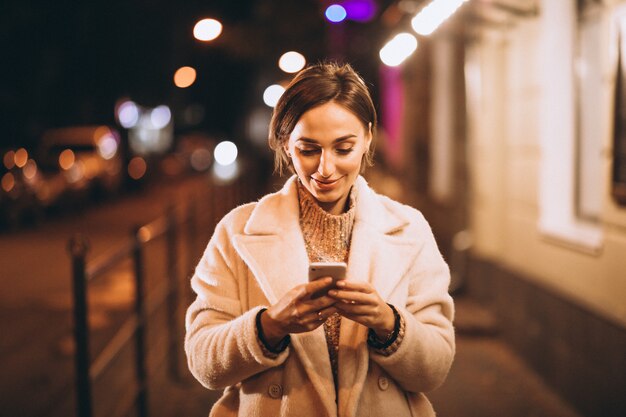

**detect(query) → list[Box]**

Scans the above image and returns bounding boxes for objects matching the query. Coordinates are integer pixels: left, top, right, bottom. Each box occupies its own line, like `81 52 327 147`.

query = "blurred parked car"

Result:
37 126 124 207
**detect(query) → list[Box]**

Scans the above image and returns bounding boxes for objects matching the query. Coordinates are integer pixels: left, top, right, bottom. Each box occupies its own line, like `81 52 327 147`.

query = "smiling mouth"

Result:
312 176 341 186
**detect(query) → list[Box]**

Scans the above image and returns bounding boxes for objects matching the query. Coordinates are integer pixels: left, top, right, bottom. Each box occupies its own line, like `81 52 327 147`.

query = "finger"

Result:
327 289 371 305
335 280 373 293
301 277 335 299
302 277 334 299
306 294 337 309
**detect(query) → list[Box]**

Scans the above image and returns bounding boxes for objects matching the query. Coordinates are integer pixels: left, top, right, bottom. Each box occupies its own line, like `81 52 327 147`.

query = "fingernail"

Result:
336 281 346 287
328 290 337 296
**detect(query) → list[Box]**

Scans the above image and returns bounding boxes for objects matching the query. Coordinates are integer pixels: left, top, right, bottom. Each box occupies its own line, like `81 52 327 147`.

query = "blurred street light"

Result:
193 18 223 41
174 66 197 88
325 4 347 23
116 100 140 128
214 141 238 166
3 151 15 169
263 84 285 107
343 0 377 22
411 0 468 36
279 51 306 74
150 105 172 129
380 33 418 66
14 148 28 168
59 149 75 170
128 156 147 180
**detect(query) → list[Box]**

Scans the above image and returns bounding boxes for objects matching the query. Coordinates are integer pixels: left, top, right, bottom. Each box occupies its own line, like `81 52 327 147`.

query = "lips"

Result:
312 176 341 190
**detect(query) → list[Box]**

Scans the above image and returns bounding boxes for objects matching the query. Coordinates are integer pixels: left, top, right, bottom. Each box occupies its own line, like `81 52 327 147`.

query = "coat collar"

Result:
232 175 418 417
243 175 411 236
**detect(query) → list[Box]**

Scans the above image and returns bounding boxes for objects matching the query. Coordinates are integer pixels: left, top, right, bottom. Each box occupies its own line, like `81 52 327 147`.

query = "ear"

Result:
283 143 291 158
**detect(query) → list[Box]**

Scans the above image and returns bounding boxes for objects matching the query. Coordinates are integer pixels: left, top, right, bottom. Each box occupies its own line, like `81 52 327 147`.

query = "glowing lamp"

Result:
343 0 377 22
214 141 238 166
263 84 285 108
151 105 172 129
380 33 418 67
117 101 140 128
279 51 306 73
194 18 222 41
411 0 468 36
325 4 347 23
174 66 197 88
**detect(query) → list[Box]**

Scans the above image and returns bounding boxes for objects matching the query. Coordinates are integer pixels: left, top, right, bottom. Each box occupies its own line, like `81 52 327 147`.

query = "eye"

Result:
336 147 354 155
297 147 320 156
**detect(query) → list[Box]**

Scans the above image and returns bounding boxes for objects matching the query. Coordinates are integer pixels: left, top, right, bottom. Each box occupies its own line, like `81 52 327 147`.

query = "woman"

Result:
185 62 455 417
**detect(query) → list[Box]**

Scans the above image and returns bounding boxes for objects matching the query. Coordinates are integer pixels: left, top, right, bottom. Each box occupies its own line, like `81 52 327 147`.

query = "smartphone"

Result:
308 262 347 299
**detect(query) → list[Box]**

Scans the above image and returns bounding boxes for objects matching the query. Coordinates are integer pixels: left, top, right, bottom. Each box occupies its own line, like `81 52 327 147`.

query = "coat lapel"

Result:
232 176 337 416
338 177 420 417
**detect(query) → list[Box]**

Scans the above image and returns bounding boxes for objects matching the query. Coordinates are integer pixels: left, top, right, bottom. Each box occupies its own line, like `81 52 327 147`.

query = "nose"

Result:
318 150 335 178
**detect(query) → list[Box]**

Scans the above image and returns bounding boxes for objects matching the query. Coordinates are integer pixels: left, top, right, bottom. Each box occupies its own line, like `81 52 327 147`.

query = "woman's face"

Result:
286 101 371 215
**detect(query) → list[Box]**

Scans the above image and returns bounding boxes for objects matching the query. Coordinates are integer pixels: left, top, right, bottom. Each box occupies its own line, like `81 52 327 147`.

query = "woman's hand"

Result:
328 281 395 339
261 277 338 346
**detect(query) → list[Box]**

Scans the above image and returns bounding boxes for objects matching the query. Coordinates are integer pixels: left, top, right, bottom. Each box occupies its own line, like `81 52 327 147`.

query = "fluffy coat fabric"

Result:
185 175 455 417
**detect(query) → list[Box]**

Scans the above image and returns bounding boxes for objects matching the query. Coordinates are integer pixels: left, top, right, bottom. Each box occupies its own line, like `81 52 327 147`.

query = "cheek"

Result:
292 155 316 173
338 153 364 174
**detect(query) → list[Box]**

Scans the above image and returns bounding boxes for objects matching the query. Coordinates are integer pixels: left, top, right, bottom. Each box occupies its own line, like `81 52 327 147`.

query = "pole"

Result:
68 234 92 417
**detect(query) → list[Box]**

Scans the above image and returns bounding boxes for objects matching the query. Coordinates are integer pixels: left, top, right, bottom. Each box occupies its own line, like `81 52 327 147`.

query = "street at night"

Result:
2 1 626 417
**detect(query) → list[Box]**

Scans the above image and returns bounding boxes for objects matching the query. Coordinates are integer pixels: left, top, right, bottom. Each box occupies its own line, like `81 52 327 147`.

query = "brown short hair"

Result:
268 62 377 175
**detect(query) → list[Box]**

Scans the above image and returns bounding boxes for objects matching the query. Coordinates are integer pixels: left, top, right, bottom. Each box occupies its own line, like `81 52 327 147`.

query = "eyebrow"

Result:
295 134 357 144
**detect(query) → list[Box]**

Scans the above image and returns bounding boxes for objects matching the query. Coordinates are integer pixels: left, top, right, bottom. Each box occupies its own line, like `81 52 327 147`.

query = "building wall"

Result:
466 0 626 328
457 1 626 415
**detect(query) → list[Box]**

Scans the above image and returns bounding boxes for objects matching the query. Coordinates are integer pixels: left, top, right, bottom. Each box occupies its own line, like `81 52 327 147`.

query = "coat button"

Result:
378 376 389 391
268 383 283 399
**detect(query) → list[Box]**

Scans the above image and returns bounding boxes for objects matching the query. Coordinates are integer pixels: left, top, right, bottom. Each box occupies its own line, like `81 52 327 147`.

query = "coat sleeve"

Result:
370 210 455 393
184 212 289 390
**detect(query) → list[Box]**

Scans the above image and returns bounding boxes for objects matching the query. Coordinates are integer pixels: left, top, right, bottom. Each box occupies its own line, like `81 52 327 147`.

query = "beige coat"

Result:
185 176 455 417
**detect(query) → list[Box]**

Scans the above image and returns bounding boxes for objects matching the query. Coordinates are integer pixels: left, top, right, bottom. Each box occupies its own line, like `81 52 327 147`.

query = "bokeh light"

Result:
380 33 418 67
117 101 140 128
14 148 28 168
151 105 172 129
98 135 118 160
174 66 197 88
190 148 212 171
212 160 239 183
3 151 15 169
1 172 15 192
214 141 238 166
128 156 147 180
325 4 347 23
263 84 285 107
59 149 75 170
411 0 468 36
278 51 306 73
193 18 222 41
23 159 37 180
343 0 377 22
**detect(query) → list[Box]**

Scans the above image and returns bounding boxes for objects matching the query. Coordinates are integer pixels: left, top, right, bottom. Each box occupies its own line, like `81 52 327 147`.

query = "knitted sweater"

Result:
297 181 356 391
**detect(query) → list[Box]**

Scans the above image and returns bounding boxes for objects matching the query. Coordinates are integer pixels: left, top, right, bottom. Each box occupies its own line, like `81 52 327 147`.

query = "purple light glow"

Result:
343 0 377 22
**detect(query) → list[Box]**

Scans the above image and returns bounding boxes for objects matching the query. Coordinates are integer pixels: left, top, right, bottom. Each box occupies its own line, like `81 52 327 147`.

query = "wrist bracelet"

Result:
367 304 401 349
256 308 290 358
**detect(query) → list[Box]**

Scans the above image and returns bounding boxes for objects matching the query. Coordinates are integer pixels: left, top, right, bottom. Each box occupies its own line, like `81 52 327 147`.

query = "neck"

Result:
318 194 350 215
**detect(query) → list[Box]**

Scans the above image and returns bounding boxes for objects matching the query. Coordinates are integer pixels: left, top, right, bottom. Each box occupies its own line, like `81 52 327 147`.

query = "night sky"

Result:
1 0 391 150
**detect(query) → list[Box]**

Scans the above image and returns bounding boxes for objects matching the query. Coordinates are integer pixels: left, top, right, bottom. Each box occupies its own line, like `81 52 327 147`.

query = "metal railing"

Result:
67 173 259 417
